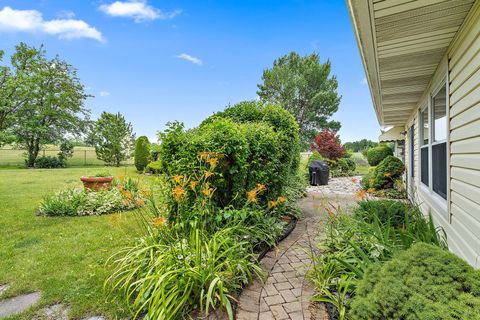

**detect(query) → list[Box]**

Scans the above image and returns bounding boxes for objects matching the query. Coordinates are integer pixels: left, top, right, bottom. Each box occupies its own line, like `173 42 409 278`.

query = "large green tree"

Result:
257 51 341 148
4 43 90 166
89 112 135 167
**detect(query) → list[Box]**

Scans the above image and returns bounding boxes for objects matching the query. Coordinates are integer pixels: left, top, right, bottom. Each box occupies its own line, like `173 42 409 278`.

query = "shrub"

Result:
145 160 162 174
58 140 74 161
150 143 161 161
34 156 65 168
362 156 404 190
366 144 393 166
307 151 324 165
328 158 356 177
134 136 150 171
157 101 300 208
38 177 147 216
350 243 480 320
311 129 345 160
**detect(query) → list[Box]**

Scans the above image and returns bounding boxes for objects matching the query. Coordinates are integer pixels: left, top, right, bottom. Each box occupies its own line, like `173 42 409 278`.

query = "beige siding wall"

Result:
404 3 480 267
448 2 480 267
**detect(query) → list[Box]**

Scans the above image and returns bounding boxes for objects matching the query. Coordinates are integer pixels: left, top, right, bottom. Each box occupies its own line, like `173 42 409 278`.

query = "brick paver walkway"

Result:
236 193 357 320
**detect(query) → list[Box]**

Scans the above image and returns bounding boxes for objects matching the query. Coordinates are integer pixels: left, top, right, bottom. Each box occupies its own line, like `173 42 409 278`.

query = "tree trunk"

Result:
26 143 40 167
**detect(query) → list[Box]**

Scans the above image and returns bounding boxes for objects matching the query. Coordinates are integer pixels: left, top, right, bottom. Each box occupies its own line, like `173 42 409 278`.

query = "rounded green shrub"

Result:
363 155 404 190
145 160 162 174
367 144 393 166
134 136 150 171
350 243 480 320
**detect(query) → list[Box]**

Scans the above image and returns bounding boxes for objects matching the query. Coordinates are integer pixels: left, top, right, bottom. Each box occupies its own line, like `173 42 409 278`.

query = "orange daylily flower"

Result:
190 180 199 191
277 196 287 203
172 175 184 184
367 188 376 193
209 157 219 168
202 187 215 198
152 216 166 227
269 200 278 208
172 186 187 201
384 172 392 177
198 151 211 160
351 178 358 183
247 190 258 203
256 183 266 192
204 171 214 178
355 190 367 199
135 199 145 207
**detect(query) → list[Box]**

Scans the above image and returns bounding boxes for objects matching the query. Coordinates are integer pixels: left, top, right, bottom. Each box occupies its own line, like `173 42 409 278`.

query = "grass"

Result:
0 166 153 319
351 152 370 176
0 146 133 167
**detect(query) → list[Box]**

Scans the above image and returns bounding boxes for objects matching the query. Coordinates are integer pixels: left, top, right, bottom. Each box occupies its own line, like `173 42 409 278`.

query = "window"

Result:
420 83 448 200
420 107 429 186
432 84 447 199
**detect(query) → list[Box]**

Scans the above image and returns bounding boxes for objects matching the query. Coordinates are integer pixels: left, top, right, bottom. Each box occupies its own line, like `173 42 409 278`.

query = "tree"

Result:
344 139 378 152
257 51 341 148
134 136 150 171
6 43 90 166
311 129 345 160
89 112 135 167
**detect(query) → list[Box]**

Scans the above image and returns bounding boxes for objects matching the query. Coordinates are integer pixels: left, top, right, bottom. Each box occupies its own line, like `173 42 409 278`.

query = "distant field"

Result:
0 146 133 167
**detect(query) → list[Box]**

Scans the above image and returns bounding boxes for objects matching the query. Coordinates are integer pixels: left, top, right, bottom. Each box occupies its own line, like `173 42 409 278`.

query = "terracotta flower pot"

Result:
80 176 114 191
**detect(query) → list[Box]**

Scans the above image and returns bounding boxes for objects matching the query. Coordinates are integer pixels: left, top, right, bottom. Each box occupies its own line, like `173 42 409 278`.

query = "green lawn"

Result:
0 146 133 167
0 167 152 319
351 152 370 175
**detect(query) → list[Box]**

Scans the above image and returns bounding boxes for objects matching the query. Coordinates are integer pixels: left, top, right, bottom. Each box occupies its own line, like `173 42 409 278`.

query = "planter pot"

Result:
80 176 114 191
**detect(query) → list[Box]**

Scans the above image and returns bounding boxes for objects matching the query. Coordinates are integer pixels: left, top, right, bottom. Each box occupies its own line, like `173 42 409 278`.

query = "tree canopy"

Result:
89 112 135 167
1 43 90 166
257 51 341 148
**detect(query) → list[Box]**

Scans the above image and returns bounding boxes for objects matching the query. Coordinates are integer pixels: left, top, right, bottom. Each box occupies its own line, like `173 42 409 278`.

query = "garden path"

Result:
236 179 359 320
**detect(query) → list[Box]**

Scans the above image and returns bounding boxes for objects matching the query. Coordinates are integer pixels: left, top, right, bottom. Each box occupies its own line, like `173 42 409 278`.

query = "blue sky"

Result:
0 0 380 143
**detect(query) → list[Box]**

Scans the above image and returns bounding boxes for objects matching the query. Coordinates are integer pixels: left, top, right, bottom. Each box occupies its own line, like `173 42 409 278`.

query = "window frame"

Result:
420 104 429 187
418 76 449 218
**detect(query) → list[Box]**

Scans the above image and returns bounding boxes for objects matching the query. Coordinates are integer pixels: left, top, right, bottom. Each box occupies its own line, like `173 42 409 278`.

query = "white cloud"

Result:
361 77 368 85
99 91 110 97
99 1 181 22
57 10 75 19
176 53 203 66
0 6 104 42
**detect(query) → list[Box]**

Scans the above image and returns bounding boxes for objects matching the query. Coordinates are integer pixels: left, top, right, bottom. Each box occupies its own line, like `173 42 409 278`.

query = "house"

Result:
347 0 480 267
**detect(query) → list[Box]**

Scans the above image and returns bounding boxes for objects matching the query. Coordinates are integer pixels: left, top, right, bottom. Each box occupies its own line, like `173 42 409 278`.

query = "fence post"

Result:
84 150 87 166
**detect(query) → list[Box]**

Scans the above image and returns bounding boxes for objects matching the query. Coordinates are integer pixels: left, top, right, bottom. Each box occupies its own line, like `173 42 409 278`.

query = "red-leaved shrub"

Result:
310 129 345 160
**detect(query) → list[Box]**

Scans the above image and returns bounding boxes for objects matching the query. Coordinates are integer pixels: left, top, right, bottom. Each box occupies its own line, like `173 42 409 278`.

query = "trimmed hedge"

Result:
367 144 393 166
350 243 480 320
34 156 65 168
134 136 150 171
157 101 300 207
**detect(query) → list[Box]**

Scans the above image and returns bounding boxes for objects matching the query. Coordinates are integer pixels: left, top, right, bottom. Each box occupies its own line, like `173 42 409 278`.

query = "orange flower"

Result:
172 186 186 201
190 180 199 191
202 187 215 198
367 188 376 193
256 183 266 192
209 157 219 168
277 196 287 203
135 198 145 207
152 216 166 227
122 190 133 200
384 172 392 177
204 171 214 179
351 178 358 184
355 190 366 199
172 175 184 184
268 200 278 208
118 175 125 182
140 189 151 198
247 190 258 203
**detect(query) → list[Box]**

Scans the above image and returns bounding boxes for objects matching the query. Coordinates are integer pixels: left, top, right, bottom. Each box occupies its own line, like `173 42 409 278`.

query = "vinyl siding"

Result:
448 1 480 267
403 2 480 267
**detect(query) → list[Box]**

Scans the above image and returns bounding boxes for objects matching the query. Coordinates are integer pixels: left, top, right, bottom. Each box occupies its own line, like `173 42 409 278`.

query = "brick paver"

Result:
236 193 357 320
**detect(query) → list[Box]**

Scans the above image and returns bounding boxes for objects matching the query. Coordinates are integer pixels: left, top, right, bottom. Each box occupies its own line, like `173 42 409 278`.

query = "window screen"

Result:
421 147 429 186
432 143 447 199
421 108 429 145
433 84 447 142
